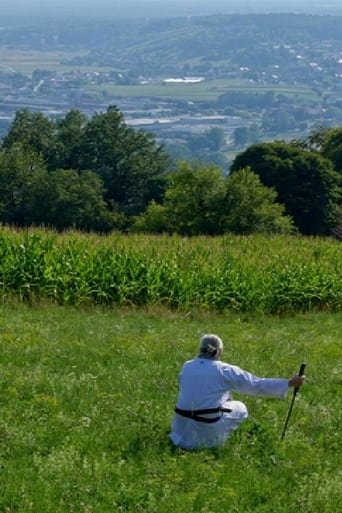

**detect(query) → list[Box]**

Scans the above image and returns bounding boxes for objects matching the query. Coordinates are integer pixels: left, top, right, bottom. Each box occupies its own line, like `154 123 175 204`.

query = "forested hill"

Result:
1 13 341 57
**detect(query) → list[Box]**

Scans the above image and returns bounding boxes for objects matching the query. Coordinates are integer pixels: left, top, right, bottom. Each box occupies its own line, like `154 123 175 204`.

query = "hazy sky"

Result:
2 0 341 17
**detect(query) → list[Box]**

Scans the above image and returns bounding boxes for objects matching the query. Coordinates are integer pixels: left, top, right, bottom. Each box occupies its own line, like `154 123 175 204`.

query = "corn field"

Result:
0 227 341 313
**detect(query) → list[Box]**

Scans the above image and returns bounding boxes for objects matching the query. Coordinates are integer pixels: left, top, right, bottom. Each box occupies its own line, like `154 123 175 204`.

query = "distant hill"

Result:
2 0 342 19
1 13 341 66
1 12 342 49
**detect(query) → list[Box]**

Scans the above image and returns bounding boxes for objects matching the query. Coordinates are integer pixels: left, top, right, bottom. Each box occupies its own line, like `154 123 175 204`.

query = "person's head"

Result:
199 334 223 360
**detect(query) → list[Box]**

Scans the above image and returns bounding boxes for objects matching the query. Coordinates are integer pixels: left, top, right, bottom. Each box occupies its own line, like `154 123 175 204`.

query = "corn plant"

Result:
0 228 341 313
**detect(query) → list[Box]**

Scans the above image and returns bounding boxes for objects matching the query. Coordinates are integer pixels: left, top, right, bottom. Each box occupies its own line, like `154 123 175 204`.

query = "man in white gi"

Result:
170 333 305 450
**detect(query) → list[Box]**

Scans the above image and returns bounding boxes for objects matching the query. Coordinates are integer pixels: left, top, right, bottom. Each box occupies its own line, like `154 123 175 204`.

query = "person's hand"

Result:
288 374 305 388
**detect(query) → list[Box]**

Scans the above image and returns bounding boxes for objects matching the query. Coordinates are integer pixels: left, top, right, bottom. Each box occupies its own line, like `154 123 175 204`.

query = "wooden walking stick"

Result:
281 362 306 440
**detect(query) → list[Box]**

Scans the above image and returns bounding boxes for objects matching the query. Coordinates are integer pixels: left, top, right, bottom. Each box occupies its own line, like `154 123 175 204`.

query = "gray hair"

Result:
199 334 223 360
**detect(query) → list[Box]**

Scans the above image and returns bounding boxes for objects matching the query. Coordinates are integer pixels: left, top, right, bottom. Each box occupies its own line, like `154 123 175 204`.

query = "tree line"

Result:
0 106 341 236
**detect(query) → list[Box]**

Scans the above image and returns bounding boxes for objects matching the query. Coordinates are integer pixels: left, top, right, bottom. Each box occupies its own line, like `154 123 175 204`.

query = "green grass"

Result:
0 47 113 75
87 79 318 102
0 304 341 512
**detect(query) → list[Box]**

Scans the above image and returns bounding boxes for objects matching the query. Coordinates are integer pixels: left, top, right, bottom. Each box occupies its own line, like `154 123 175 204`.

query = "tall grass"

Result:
0 228 341 313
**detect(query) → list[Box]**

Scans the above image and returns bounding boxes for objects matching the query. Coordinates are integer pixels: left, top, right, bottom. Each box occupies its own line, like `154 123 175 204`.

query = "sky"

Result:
2 0 342 18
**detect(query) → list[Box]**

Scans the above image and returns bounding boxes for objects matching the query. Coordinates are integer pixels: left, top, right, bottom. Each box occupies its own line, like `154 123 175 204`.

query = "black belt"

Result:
174 406 232 424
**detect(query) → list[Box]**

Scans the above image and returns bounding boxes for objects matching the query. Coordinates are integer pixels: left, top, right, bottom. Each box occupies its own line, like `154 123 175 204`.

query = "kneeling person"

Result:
170 334 304 450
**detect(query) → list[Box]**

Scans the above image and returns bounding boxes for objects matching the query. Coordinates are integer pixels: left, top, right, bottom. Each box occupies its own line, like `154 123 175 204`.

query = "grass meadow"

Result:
0 305 341 512
87 79 318 102
0 47 114 75
0 229 341 512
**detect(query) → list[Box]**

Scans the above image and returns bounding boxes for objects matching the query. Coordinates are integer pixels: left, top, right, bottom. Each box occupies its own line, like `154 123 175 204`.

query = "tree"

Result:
2 106 170 221
133 162 293 236
0 146 49 226
0 145 116 232
1 109 55 163
261 110 295 134
291 126 328 152
222 167 294 234
133 161 227 236
207 127 225 151
188 133 212 153
233 126 248 148
230 142 341 235
131 200 169 234
78 105 170 217
44 169 114 232
166 142 192 162
52 109 87 171
315 127 342 175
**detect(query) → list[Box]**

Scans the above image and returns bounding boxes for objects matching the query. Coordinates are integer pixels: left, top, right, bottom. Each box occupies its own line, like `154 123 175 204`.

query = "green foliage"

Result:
0 149 116 232
0 305 341 512
315 126 342 175
231 142 342 235
223 167 295 234
207 126 225 150
234 126 249 147
157 161 226 235
1 106 170 225
43 169 115 233
134 163 294 236
1 106 342 237
261 110 296 134
299 126 342 178
79 105 170 216
52 109 87 171
1 109 55 160
0 229 341 314
132 200 170 234
0 146 49 226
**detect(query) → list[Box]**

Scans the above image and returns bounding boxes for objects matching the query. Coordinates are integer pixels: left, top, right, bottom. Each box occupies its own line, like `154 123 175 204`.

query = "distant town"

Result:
0 12 341 165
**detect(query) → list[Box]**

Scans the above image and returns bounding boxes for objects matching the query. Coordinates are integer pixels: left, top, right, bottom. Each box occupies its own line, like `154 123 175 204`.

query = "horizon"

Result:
2 0 342 18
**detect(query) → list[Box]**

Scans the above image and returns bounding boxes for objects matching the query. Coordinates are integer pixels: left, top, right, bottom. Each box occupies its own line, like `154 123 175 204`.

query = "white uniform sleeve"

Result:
221 364 289 399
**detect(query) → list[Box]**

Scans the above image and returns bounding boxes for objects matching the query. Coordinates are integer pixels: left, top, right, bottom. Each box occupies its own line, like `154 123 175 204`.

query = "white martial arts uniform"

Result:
170 356 289 450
